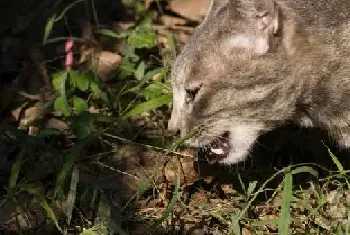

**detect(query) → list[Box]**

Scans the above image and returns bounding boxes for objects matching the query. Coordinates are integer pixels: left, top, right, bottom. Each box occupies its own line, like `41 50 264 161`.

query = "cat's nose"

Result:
169 128 181 136
168 119 181 136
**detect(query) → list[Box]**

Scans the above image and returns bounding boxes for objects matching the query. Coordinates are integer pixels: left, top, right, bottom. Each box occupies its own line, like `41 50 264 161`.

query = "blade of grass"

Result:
65 165 80 225
54 0 85 22
246 181 258 199
54 134 96 198
95 29 129 38
324 145 350 188
43 14 56 43
122 94 172 118
229 214 241 235
325 145 345 175
237 173 247 196
291 166 319 177
26 186 62 232
60 71 70 115
231 164 318 232
153 171 180 227
278 168 293 235
8 147 25 191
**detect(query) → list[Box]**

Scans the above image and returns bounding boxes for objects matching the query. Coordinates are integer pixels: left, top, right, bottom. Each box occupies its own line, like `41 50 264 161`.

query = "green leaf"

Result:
65 165 79 225
52 70 68 92
135 61 146 80
72 96 88 113
123 46 139 62
70 70 91 91
26 186 62 232
58 71 69 97
144 82 171 100
135 2 145 14
144 67 165 80
90 81 102 95
127 31 156 49
54 96 71 116
123 94 172 118
8 147 25 191
135 13 153 30
122 0 133 6
123 69 167 96
278 168 293 235
70 113 95 139
118 57 136 78
43 14 56 43
90 81 109 103
136 178 151 200
53 71 70 116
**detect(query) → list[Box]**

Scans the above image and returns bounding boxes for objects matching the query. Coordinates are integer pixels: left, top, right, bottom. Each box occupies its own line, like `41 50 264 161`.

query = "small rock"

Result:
80 50 122 82
46 118 68 131
242 227 252 235
170 0 211 21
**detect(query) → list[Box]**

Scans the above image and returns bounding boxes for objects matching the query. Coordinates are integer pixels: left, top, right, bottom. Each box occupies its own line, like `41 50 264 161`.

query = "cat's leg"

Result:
219 123 266 165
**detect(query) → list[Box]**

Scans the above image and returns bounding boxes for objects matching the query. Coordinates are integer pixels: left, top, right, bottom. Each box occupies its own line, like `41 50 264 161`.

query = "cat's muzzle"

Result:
206 132 232 161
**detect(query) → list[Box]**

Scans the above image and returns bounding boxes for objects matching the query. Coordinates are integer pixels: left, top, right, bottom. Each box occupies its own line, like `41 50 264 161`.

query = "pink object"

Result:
65 39 74 52
65 39 74 70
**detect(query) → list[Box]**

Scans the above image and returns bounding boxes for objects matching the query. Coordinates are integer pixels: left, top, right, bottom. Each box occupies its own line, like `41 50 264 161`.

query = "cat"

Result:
168 0 350 164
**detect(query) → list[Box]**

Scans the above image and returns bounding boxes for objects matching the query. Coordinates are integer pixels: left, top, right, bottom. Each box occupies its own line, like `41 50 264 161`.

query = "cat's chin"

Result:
186 132 248 164
208 131 248 165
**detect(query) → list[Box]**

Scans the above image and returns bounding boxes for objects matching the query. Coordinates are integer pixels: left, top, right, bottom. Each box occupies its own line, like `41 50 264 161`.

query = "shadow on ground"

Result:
193 124 350 200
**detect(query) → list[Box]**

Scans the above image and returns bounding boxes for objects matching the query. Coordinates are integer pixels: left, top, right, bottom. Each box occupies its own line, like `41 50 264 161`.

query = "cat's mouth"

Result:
207 132 232 160
184 131 233 162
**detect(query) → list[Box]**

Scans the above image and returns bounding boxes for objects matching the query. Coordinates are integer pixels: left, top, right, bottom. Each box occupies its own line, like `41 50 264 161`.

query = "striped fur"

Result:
168 0 350 164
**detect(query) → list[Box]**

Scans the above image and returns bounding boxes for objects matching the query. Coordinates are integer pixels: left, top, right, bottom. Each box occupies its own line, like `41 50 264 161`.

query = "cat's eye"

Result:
185 87 201 103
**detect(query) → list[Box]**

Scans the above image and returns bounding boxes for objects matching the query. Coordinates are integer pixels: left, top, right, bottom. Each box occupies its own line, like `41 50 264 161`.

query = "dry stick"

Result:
92 161 138 180
102 133 194 158
54 0 86 22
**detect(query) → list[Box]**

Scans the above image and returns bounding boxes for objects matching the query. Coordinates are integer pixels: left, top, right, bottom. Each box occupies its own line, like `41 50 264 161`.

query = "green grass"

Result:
1 1 350 234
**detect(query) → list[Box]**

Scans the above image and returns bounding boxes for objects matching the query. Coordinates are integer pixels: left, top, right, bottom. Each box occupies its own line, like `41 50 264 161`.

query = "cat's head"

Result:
168 0 304 163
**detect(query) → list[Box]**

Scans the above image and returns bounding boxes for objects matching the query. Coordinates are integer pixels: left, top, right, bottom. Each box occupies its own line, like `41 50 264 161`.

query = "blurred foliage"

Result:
1 0 176 234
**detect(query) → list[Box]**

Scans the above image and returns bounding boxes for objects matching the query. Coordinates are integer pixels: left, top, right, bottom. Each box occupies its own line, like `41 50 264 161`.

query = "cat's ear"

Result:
253 0 279 35
253 0 280 54
228 0 280 54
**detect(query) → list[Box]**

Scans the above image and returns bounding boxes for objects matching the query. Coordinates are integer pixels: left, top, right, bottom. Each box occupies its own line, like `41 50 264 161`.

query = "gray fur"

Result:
168 0 350 164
